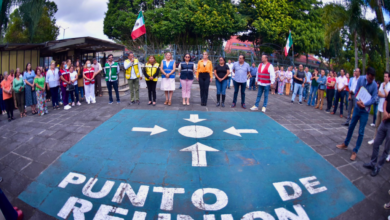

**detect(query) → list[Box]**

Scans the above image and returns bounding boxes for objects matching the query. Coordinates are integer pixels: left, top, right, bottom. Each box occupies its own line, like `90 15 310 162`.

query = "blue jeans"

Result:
303 83 310 100
50 87 59 107
291 83 303 102
344 107 369 153
333 90 346 115
77 86 84 99
255 85 270 107
107 80 120 102
227 77 232 88
373 103 378 124
308 86 318 106
249 77 256 90
233 81 246 104
215 79 228 95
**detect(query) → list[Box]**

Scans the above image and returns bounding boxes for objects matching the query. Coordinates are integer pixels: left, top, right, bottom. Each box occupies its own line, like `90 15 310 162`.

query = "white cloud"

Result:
52 0 110 41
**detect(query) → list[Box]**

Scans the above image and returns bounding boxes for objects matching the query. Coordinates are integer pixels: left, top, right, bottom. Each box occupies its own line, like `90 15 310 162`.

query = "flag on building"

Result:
131 11 146 40
284 31 293 57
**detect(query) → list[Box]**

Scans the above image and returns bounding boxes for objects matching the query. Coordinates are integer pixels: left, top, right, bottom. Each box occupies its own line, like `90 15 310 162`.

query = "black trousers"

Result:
5 98 13 119
199 73 210 104
326 89 335 111
146 81 157 102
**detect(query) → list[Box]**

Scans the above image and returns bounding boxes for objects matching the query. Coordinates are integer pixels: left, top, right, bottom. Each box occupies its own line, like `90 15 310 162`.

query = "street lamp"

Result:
60 27 69 39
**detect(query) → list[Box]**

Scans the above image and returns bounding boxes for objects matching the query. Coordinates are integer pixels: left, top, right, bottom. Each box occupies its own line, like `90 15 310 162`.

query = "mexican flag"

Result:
131 11 146 40
284 31 293 56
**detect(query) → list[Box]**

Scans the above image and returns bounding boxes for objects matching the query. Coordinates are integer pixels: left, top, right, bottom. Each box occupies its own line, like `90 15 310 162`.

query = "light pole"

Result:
60 27 69 39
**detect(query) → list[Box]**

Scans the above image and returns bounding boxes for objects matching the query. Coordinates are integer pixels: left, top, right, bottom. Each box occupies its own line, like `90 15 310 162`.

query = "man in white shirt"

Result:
332 69 348 117
284 66 293 95
227 60 234 89
250 55 275 113
368 71 390 144
343 68 360 126
303 67 312 102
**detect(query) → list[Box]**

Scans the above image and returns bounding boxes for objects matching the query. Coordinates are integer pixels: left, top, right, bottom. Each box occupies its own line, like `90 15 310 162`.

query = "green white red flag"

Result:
131 11 146 40
284 31 293 56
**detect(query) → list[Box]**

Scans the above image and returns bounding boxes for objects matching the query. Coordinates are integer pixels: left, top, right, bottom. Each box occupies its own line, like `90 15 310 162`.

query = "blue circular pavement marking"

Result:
19 110 364 220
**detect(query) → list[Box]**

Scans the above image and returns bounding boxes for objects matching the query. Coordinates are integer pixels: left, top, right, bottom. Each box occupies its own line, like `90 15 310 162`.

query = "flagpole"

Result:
291 31 294 68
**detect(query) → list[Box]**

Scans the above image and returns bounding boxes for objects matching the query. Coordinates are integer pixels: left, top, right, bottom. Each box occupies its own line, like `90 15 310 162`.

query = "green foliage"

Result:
104 0 246 48
4 0 59 43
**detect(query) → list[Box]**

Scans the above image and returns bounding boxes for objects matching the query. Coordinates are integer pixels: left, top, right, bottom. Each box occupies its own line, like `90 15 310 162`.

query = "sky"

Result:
52 0 389 41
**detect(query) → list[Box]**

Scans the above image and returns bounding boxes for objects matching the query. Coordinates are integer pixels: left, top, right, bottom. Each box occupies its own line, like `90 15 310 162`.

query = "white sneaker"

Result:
87 102 90 105
72 102 75 106
77 102 81 106
64 105 71 110
368 139 374 145
59 102 63 106
386 155 390 162
370 123 375 127
250 106 258 111
262 107 266 113
92 101 96 104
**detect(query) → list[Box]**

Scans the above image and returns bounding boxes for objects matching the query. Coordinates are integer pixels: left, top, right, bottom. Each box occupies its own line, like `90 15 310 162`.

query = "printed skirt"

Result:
36 90 48 116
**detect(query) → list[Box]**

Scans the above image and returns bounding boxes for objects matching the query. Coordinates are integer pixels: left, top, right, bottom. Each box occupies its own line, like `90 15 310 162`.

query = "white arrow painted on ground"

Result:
180 143 219 167
132 125 167 135
223 126 258 137
184 114 206 123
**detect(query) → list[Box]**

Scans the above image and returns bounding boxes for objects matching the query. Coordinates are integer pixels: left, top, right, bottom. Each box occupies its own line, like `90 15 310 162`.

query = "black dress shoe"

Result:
363 163 374 170
370 167 380 177
342 122 349 126
216 102 220 107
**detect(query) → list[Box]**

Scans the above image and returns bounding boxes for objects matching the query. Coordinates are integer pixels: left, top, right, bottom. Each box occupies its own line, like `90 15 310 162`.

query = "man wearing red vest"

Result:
250 55 275 113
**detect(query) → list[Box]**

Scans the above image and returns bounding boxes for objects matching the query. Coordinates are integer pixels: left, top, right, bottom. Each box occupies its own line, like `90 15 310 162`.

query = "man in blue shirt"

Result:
337 67 378 161
249 63 257 91
232 55 251 109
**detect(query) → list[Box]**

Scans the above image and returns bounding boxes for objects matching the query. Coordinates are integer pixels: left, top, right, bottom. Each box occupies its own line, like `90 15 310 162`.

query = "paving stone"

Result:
338 164 364 181
324 154 349 168
0 152 20 166
36 150 61 165
20 161 48 179
9 156 32 172
49 130 70 140
29 210 57 220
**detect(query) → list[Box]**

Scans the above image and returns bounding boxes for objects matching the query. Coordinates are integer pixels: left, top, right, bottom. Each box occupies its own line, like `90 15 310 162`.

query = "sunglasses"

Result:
185 56 190 58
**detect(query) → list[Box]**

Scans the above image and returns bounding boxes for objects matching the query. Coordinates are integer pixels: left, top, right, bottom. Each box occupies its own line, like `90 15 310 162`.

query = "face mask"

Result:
87 64 91 68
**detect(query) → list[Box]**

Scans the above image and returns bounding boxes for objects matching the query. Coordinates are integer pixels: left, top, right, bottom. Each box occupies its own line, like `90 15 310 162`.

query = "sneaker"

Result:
262 107 266 113
109 101 113 104
291 101 294 104
299 102 302 105
250 106 258 111
384 203 390 210
231 103 236 108
242 104 246 109
92 101 96 104
87 102 90 105
325 110 330 113
370 123 375 127
129 101 135 105
64 105 71 110
117 101 120 104
387 155 390 162
72 102 75 106
59 102 63 106
136 100 140 105
368 139 374 145
77 102 81 106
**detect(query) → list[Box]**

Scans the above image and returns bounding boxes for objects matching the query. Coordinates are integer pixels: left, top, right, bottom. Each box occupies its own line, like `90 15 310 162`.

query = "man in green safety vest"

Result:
104 54 121 104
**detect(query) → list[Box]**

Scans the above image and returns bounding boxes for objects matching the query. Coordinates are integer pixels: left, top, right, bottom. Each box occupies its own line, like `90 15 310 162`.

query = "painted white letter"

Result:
241 211 275 220
133 211 147 220
191 188 228 211
204 215 215 220
158 214 171 220
57 197 92 220
153 187 185 211
93 205 128 220
221 214 234 220
177 215 194 220
82 178 115 199
299 176 327 194
275 204 310 220
273 181 302 201
58 172 86 188
112 183 149 207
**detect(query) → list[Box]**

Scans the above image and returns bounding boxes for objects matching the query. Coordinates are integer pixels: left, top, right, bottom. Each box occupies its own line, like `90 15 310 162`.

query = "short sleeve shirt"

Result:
214 64 229 79
379 82 390 112
336 76 348 90
232 62 250 83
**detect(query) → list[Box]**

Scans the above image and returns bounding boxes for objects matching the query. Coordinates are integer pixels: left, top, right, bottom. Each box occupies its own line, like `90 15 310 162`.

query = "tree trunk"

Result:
378 2 389 71
354 31 358 69
362 52 366 75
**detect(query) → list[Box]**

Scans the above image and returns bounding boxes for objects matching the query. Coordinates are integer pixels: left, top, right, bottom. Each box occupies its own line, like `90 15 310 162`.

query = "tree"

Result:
4 0 59 43
103 0 245 50
358 19 383 74
238 0 324 59
323 0 364 69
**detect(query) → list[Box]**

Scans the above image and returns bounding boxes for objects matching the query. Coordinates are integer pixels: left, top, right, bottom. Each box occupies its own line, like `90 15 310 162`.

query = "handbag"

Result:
66 83 75 92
